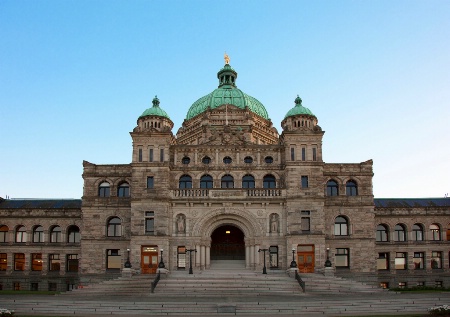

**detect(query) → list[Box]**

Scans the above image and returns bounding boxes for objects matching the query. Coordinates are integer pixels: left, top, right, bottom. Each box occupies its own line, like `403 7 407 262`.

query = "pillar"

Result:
201 245 206 270
206 246 210 269
195 244 201 268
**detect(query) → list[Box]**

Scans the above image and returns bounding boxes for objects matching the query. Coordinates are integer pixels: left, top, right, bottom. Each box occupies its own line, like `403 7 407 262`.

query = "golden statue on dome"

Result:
224 52 230 64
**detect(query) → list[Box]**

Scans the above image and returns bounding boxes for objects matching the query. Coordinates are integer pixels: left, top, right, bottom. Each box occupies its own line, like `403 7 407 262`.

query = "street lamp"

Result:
258 248 268 274
158 248 165 269
186 248 197 274
124 248 132 268
324 247 332 267
290 248 297 268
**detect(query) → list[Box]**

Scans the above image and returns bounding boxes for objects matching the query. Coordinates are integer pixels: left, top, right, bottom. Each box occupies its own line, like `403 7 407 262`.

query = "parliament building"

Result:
1 58 449 292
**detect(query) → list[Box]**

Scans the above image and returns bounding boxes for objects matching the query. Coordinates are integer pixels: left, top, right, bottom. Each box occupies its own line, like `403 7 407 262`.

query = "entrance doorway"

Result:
297 244 315 273
141 246 158 274
210 225 245 260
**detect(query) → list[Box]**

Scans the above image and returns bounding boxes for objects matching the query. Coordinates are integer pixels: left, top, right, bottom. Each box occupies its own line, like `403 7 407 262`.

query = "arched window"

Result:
0 225 8 243
242 175 255 189
33 225 44 243
67 226 80 243
263 175 276 189
413 223 424 241
346 180 358 196
107 217 122 237
15 225 27 243
244 156 253 164
394 224 407 242
376 224 389 242
430 224 441 241
223 156 232 164
221 174 234 188
334 216 349 236
264 156 273 164
326 180 339 196
181 156 190 164
117 182 130 197
99 182 110 197
202 156 211 164
179 175 192 189
200 175 213 189
50 226 62 243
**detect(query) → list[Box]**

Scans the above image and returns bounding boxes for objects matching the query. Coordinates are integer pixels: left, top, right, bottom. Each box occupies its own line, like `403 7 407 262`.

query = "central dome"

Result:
185 64 270 121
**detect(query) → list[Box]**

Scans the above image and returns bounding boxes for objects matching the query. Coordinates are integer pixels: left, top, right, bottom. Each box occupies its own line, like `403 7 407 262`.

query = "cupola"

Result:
281 95 319 131
136 96 173 132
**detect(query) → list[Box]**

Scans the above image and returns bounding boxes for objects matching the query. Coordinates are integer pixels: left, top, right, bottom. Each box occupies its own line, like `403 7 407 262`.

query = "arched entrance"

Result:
210 225 245 260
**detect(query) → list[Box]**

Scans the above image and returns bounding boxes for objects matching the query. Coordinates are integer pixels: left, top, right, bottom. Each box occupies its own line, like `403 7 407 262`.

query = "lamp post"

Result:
258 248 268 274
186 248 197 274
290 248 297 268
124 248 132 268
324 247 332 267
158 248 165 269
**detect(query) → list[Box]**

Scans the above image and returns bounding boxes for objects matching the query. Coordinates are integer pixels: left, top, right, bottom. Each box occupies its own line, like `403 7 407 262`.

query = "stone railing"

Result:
172 188 284 198
173 189 209 197
247 189 283 197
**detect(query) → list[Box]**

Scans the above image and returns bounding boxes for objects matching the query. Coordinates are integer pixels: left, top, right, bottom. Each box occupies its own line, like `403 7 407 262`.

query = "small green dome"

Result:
284 95 315 119
139 96 171 119
185 64 270 121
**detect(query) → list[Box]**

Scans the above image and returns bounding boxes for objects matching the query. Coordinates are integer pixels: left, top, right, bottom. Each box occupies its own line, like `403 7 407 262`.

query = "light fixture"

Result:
226 230 230 234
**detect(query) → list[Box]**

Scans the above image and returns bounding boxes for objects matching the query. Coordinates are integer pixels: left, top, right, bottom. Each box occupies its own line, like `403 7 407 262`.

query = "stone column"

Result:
255 244 260 265
245 245 250 268
195 244 201 268
206 246 210 269
201 245 206 270
250 245 255 268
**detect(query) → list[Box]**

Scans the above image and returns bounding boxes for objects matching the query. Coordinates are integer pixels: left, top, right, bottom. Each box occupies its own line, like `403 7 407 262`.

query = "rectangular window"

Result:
301 176 308 188
377 252 389 270
335 248 349 268
435 281 443 288
138 148 143 162
413 252 424 269
49 254 60 271
48 283 57 291
160 148 164 162
431 251 442 269
269 246 278 268
0 228 6 243
13 282 21 291
66 254 79 272
0 253 6 271
14 253 25 271
416 281 425 287
301 147 306 161
31 283 39 291
301 211 310 232
31 253 43 271
177 246 186 269
380 282 389 289
107 249 121 269
312 148 317 161
398 282 407 289
290 147 295 161
395 252 407 270
149 149 153 162
145 212 155 233
147 176 154 189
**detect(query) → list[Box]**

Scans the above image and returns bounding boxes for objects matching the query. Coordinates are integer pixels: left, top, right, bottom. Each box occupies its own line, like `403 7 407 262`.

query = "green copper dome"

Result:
185 64 270 121
284 95 315 118
139 96 171 119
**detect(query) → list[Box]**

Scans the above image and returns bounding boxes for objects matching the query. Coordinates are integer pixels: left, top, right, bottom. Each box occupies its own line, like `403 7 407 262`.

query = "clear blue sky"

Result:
1 0 449 199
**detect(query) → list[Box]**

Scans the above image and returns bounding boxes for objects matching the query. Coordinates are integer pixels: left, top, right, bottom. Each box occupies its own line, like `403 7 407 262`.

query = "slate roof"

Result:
0 199 82 209
374 198 450 208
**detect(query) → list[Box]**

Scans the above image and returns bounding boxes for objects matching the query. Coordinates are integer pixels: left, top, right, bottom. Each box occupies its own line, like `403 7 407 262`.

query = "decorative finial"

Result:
152 95 160 107
224 52 230 65
295 95 302 105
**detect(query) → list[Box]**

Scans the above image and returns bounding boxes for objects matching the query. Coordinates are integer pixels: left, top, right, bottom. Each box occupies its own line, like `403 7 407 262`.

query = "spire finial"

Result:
152 95 160 107
224 52 230 65
295 95 302 106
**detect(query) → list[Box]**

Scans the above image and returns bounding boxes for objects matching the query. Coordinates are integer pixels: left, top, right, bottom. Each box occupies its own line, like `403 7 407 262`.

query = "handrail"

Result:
151 271 161 293
295 270 306 293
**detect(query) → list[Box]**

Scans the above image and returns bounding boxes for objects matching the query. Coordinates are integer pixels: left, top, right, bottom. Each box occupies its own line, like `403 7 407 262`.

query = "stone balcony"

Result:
172 188 285 200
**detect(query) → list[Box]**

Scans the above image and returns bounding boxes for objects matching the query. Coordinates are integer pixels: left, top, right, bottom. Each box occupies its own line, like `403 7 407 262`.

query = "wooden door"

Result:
141 246 158 274
297 245 315 273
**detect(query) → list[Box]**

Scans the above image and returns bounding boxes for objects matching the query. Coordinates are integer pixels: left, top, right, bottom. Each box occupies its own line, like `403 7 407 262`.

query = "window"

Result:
377 252 389 270
301 176 308 188
14 253 25 271
67 226 80 243
48 283 57 291
33 225 44 243
431 251 442 269
179 175 192 189
301 211 310 232
244 156 253 164
149 149 153 162
202 156 211 164
413 224 424 241
326 180 339 196
430 224 441 241
413 252 425 269
0 253 6 271
14 282 21 290
290 147 295 161
49 254 60 271
398 282 407 289
312 148 317 161
263 175 276 189
335 248 349 268
394 224 407 242
107 249 121 269
138 148 142 162
160 148 164 162
66 254 79 272
221 174 234 188
31 283 39 291
117 183 130 197
50 226 62 243
31 253 43 271
15 225 27 243
200 175 213 189
395 252 407 270
301 147 306 161
147 176 154 189
435 281 443 288
242 175 255 189
181 156 190 164
145 212 154 233
0 225 8 243
223 156 232 164
264 156 273 164
376 224 389 242
177 246 186 269
380 282 389 289
416 281 425 287
107 217 122 237
334 216 349 236
269 246 278 268
346 180 358 196
98 182 110 197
